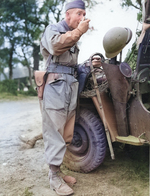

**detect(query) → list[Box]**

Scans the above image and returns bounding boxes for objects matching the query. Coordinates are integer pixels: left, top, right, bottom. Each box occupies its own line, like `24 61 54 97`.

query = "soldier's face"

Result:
66 8 86 29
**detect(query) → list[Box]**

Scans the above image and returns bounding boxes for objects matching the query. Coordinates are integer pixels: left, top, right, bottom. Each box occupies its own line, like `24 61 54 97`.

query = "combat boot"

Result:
58 170 76 185
49 165 74 196
19 133 43 148
49 167 76 185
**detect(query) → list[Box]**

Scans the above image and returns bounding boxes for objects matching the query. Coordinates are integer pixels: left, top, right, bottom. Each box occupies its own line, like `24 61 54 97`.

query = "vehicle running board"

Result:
116 135 149 146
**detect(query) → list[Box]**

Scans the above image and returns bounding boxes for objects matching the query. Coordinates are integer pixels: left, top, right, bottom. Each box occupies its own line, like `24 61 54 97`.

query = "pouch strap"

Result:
47 63 75 75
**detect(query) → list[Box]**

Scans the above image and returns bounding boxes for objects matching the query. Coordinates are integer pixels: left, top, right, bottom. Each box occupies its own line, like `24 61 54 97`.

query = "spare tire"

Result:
63 108 107 173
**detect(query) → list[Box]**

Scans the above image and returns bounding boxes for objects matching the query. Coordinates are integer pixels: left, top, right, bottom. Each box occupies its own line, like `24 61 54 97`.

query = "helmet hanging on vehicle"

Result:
103 27 132 58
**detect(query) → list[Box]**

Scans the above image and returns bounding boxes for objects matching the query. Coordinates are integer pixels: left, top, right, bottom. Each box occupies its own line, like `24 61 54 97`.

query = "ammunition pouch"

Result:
34 71 46 99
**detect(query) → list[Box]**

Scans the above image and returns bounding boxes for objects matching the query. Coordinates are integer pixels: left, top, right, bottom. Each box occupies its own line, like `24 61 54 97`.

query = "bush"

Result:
0 79 18 95
0 79 37 97
27 86 37 96
19 86 37 96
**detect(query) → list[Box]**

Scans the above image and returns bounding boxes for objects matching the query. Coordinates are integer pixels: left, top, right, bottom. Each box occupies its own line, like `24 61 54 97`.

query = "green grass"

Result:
22 188 33 196
107 143 149 196
0 92 37 101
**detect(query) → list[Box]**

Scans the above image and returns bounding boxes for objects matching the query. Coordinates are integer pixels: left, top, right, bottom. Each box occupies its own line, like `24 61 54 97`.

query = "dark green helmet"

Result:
103 27 132 58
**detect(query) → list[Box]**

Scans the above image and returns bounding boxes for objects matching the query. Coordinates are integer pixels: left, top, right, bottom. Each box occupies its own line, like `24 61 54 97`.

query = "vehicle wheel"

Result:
63 108 107 173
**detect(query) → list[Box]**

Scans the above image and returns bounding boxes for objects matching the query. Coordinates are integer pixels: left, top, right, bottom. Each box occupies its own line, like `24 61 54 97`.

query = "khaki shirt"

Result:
40 20 82 67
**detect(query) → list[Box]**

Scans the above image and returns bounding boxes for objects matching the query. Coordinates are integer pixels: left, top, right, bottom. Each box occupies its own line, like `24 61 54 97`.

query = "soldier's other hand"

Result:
77 17 90 34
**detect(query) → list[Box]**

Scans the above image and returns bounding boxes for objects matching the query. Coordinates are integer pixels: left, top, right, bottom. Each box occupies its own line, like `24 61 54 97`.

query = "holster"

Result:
34 71 46 99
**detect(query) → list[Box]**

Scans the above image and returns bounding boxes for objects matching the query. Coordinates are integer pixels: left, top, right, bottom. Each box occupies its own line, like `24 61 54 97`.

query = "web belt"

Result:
47 63 75 75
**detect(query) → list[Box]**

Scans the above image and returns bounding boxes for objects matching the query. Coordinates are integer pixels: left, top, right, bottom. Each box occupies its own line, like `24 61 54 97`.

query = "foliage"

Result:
19 86 37 96
121 0 142 10
121 0 142 22
0 78 37 96
0 48 9 79
22 188 33 196
0 0 38 79
120 0 143 67
124 42 138 70
83 0 98 9
108 144 149 196
0 79 18 95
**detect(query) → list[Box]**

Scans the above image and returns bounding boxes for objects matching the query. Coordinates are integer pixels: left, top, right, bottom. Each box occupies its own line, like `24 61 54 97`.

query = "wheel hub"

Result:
71 131 82 147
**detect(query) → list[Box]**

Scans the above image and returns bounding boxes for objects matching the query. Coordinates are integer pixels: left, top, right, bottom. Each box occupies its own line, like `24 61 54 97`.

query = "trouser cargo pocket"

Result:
43 74 78 111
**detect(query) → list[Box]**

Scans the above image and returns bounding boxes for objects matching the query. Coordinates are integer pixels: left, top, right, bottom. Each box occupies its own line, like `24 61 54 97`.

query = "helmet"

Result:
103 27 132 58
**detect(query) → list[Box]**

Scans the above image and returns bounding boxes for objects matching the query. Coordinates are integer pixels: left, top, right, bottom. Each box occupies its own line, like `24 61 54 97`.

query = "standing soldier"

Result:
40 0 90 195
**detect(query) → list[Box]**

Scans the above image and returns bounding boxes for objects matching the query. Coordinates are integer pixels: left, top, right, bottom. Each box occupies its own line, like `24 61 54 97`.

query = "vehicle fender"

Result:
101 62 130 136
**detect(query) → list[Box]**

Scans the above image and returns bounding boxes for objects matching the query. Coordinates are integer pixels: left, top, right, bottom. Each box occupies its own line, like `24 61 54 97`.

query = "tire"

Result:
63 108 107 173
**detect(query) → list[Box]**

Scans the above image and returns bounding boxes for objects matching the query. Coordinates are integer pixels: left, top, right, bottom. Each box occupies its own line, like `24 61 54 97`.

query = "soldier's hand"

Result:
77 17 90 34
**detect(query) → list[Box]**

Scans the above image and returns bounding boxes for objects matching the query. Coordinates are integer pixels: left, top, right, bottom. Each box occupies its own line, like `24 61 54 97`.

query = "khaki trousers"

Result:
42 73 78 166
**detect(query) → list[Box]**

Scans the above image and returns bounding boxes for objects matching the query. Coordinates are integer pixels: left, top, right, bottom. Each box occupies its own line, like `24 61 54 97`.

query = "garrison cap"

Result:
65 0 85 12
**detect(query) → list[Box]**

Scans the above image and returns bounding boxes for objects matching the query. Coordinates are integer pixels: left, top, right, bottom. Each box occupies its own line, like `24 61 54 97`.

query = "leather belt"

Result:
47 63 75 75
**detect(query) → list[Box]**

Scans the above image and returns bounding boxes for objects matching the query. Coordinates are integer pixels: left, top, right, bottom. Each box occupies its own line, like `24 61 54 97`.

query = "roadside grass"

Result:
0 79 37 101
22 188 33 196
0 92 37 101
107 143 149 196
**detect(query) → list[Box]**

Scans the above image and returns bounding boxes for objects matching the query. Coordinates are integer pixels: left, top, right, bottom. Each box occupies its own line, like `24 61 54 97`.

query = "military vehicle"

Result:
63 23 150 173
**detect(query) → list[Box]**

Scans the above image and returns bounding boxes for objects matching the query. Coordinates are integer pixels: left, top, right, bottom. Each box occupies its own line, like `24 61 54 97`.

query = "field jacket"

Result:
40 19 82 67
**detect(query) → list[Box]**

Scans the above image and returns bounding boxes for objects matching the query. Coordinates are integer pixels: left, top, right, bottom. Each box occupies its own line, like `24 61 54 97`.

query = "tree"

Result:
0 0 42 84
121 0 142 9
0 0 37 80
0 48 9 80
121 0 142 22
0 0 20 79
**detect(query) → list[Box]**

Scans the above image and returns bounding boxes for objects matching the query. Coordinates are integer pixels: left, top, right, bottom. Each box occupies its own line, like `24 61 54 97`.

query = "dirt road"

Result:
0 97 149 196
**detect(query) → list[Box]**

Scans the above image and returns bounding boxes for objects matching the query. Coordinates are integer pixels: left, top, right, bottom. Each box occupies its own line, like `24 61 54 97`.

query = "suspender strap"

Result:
47 63 75 75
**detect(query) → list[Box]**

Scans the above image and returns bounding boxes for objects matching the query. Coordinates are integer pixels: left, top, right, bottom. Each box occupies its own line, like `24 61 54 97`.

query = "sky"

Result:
76 0 142 63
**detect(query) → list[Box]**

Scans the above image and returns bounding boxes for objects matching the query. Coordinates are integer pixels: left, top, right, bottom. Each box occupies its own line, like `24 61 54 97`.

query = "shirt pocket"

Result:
54 50 72 64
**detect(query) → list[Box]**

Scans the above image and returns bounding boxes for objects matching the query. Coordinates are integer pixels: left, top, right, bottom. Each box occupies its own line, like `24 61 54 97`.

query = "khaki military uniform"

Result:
40 20 82 166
